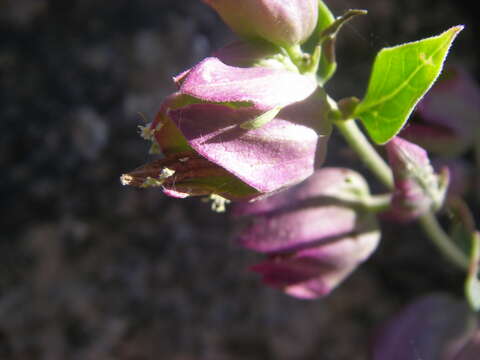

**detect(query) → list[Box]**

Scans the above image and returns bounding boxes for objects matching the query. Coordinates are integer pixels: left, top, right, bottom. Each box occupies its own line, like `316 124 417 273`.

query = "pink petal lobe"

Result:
251 214 380 299
179 57 317 110
170 103 318 194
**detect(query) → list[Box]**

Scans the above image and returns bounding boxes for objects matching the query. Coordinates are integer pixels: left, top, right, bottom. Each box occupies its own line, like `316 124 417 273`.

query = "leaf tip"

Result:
447 25 464 39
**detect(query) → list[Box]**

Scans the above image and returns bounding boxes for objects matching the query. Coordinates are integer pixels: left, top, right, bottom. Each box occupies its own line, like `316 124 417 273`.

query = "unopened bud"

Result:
204 0 318 48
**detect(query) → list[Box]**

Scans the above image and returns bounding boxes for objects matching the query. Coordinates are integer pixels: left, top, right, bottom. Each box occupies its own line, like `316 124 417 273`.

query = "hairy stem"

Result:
335 119 394 189
419 213 469 269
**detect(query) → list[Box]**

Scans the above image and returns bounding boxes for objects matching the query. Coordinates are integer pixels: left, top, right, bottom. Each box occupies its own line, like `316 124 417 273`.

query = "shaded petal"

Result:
251 213 380 299
179 57 317 110
234 168 380 299
170 103 319 194
373 294 477 360
149 92 192 155
235 167 370 217
120 151 258 200
239 204 358 253
236 167 375 254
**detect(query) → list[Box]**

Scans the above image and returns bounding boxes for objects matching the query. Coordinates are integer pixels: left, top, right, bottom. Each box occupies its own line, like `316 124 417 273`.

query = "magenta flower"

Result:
121 48 330 201
373 294 479 360
385 137 449 222
203 0 319 48
400 66 480 156
234 168 380 299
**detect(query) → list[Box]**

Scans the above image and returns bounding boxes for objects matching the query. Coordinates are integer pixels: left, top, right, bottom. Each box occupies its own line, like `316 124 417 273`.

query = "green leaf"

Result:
354 26 463 144
316 0 335 33
465 232 480 311
317 9 367 85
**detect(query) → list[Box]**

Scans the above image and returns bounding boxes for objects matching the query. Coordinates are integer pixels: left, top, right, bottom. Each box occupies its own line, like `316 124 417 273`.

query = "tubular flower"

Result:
121 45 331 201
234 168 380 299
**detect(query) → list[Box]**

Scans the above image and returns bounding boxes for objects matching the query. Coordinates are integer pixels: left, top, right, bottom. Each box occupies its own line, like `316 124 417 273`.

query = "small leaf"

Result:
316 0 335 34
465 232 480 311
316 9 367 85
355 26 463 144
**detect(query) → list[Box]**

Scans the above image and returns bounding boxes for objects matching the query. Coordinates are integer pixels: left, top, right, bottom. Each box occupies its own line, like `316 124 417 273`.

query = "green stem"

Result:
419 213 469 269
334 118 469 270
284 44 305 68
335 119 394 189
364 194 392 213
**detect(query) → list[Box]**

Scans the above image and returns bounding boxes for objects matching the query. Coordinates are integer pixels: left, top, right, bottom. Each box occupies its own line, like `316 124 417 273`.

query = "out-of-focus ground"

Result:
1 0 478 359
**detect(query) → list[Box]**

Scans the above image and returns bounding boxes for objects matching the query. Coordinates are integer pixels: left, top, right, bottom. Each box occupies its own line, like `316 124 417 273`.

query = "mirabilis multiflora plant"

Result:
122 0 480 352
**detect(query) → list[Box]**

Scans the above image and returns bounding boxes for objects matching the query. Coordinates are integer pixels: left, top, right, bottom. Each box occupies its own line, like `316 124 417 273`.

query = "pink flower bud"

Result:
235 168 380 299
204 0 318 48
385 137 449 222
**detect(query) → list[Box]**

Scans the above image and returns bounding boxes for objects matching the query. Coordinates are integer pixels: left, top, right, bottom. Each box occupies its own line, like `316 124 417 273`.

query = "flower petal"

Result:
120 151 258 200
251 213 380 299
170 103 319 194
234 167 370 217
203 0 318 48
373 294 476 360
179 57 317 110
235 168 376 253
234 168 380 299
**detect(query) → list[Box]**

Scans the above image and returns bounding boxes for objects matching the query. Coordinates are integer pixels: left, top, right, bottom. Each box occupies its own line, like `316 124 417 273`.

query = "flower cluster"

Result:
121 1 331 202
121 0 475 301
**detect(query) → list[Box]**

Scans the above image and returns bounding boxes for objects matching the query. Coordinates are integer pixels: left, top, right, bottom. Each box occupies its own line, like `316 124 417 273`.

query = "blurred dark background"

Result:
1 0 478 359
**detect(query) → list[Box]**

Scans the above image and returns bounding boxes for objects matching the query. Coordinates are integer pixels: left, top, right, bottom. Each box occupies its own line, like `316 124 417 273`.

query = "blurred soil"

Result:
1 0 478 359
